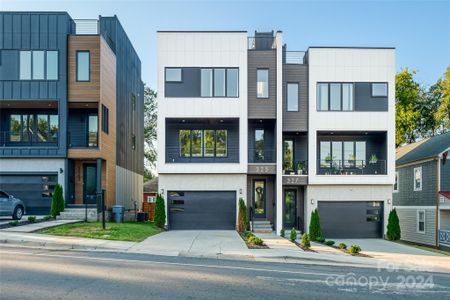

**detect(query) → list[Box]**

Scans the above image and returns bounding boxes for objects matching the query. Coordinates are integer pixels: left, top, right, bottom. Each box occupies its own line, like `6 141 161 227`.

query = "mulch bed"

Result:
239 232 269 249
292 240 317 252
331 245 372 258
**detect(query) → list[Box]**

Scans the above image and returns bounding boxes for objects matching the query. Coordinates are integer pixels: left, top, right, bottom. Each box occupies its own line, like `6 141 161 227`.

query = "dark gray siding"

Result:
248 120 275 163
246 175 276 224
0 12 74 157
99 17 144 175
393 160 437 206
441 159 450 191
355 83 388 111
165 68 201 97
67 109 97 147
283 133 308 163
248 50 276 119
165 119 239 163
282 64 308 131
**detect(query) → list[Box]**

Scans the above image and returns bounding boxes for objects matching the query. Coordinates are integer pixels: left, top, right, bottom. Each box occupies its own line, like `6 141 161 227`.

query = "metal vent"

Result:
74 19 99 34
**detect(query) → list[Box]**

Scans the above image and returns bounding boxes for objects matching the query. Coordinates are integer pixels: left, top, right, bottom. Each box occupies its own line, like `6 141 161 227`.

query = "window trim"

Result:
178 129 228 158
76 50 90 82
87 113 98 148
286 82 299 112
417 210 425 233
165 68 182 83
413 166 422 191
256 68 269 99
371 82 388 98
393 171 399 193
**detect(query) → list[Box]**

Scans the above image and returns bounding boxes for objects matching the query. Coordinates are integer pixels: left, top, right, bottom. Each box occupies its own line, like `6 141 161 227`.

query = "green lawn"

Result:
37 222 162 242
395 241 450 256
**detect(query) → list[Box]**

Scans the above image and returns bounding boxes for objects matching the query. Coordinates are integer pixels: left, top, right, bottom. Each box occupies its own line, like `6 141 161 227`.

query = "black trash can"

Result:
137 212 148 222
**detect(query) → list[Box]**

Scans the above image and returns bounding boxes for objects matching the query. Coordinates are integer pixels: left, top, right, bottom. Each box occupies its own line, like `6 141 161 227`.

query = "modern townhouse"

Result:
394 132 450 250
0 12 144 218
157 30 396 238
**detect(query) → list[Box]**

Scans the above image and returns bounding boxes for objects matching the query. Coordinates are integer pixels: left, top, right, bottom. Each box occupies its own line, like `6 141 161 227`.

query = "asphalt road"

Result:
1 246 449 300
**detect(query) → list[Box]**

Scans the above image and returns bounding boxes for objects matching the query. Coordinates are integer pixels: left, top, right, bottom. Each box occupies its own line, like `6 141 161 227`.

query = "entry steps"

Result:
250 220 273 233
58 208 97 222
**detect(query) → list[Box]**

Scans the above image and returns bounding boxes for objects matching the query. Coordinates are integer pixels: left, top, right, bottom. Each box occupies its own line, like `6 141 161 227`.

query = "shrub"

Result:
28 216 37 223
290 228 297 242
43 215 54 221
316 236 325 243
154 193 166 228
325 240 335 246
244 231 254 239
238 198 248 233
309 209 322 241
386 208 401 241
349 244 362 254
280 228 285 237
9 220 19 226
50 184 65 218
338 243 347 250
248 235 264 246
301 233 310 248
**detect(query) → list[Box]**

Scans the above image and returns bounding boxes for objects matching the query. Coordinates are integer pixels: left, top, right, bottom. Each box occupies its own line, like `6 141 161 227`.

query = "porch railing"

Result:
283 160 308 175
317 159 387 175
166 147 239 163
0 131 58 147
248 148 276 163
439 230 450 246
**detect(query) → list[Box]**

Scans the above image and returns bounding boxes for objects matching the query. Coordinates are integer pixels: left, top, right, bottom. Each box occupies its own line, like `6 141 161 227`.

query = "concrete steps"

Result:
58 208 97 222
250 220 273 233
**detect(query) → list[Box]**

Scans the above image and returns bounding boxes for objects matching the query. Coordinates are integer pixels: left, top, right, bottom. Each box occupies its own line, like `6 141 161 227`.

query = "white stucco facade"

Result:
0 158 65 186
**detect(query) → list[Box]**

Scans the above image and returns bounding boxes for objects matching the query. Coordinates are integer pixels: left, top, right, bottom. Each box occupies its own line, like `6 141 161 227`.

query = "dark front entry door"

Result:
83 164 97 204
253 179 266 218
284 189 297 229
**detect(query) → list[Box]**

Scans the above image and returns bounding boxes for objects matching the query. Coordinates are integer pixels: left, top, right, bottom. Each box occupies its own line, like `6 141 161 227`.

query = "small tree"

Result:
386 208 401 241
238 198 248 233
154 193 166 228
301 233 310 248
50 184 64 218
309 209 322 241
290 228 297 242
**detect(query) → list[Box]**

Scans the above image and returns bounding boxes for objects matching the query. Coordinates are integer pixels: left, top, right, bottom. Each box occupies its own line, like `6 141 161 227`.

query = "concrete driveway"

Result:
129 230 251 258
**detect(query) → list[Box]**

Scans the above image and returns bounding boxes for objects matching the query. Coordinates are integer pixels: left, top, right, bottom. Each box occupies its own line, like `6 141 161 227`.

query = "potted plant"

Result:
297 161 305 175
369 154 378 164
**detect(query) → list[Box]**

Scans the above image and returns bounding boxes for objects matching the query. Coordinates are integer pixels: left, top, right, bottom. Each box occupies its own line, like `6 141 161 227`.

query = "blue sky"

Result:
4 0 450 89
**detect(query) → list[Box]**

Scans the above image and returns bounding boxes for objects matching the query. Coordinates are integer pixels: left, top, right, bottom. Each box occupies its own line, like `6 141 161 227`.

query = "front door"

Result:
83 164 97 204
284 189 297 229
253 179 266 218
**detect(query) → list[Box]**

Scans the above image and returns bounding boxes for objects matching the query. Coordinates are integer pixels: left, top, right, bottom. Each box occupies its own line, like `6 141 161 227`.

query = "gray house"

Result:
393 132 450 249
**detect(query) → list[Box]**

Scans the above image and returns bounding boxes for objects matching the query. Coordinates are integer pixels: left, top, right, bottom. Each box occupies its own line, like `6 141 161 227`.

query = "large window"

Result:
417 210 425 233
320 140 367 169
20 50 58 80
283 140 294 171
165 68 182 82
372 83 388 97
320 141 331 167
287 83 299 112
76 51 90 81
414 167 422 191
179 129 228 158
255 129 265 161
201 69 213 97
226 68 239 97
317 83 354 111
88 115 98 147
214 69 226 97
9 114 57 143
257 69 269 98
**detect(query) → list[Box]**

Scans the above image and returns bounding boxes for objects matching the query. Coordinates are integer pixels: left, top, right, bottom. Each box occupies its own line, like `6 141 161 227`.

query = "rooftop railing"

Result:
248 36 277 50
283 51 307 64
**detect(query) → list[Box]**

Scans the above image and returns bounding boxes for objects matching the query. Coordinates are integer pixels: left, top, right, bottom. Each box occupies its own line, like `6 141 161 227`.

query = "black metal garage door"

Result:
0 174 57 215
318 201 383 238
168 191 236 230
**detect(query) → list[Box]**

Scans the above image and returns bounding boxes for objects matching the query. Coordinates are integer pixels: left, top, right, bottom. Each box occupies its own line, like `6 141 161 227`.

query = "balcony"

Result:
283 51 306 64
283 160 308 175
317 159 387 175
0 131 58 156
248 148 276 164
166 147 239 163
248 32 276 50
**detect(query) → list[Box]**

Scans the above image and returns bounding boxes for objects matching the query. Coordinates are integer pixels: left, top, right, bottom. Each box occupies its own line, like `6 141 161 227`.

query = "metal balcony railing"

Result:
248 148 276 163
283 160 308 175
317 159 387 175
248 36 277 50
166 147 239 163
0 131 58 147
283 51 307 64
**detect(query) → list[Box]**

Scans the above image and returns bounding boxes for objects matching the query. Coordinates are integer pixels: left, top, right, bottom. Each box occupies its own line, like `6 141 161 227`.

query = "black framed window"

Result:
165 68 182 82
257 69 269 98
320 140 366 168
101 104 109 134
178 129 228 158
201 69 213 97
32 51 45 80
9 113 57 143
76 51 90 81
287 83 299 112
371 83 388 97
317 83 354 111
283 139 294 171
255 129 265 161
200 67 239 98
19 50 58 80
87 114 98 147
214 69 226 97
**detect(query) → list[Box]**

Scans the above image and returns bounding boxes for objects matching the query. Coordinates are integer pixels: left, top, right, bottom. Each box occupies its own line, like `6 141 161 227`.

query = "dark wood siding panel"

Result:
248 50 277 119
282 64 308 131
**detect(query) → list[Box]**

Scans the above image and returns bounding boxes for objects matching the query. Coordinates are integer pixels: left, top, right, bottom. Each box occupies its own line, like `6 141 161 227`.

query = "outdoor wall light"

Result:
387 198 391 204
160 189 164 194
239 189 243 195
310 198 314 205
59 168 63 174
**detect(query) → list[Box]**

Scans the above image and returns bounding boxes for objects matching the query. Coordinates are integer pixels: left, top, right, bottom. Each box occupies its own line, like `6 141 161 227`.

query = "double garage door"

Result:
168 191 236 230
318 201 383 238
0 174 58 215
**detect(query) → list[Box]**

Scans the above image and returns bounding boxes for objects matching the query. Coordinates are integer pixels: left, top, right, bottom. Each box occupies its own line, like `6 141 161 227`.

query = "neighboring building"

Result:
393 132 450 249
143 177 158 221
157 30 396 237
0 12 144 216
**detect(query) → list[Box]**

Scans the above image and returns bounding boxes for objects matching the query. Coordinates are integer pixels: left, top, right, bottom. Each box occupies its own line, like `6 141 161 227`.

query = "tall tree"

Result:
435 66 450 132
395 68 422 146
143 85 157 179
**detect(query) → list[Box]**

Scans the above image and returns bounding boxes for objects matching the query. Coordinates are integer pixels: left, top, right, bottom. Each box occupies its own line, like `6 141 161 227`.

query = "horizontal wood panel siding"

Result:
396 208 436 246
282 64 308 131
68 35 100 101
248 50 277 119
393 160 437 206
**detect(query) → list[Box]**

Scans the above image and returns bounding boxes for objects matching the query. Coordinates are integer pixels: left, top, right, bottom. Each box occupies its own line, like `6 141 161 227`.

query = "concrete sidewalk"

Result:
1 219 80 232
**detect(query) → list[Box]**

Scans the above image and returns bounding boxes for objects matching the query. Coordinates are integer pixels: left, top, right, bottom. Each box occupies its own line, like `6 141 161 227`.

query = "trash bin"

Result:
137 212 148 222
112 205 124 223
